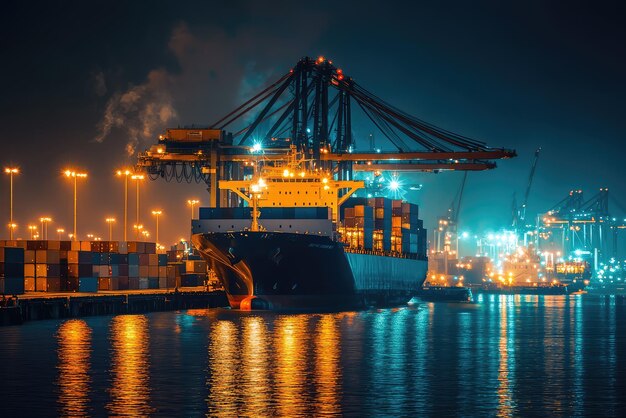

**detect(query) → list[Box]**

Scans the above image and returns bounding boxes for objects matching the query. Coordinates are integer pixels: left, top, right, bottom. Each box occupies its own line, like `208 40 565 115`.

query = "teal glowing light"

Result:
251 142 263 153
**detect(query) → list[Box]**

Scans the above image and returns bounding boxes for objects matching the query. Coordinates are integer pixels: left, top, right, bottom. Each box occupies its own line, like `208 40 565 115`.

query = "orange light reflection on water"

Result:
56 319 92 417
207 320 240 417
240 316 271 416
314 314 341 416
497 298 514 417
106 315 153 416
275 315 308 416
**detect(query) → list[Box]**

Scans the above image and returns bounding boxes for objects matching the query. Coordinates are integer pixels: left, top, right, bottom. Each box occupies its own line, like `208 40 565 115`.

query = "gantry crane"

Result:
137 56 516 207
538 188 620 264
512 147 541 228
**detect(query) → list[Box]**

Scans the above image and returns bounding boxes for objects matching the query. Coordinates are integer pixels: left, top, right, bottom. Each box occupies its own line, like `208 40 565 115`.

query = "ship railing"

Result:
344 247 427 261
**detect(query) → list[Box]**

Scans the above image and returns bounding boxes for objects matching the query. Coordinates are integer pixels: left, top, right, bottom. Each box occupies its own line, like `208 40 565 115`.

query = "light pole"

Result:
187 199 199 243
57 228 65 240
8 223 17 239
131 174 145 235
133 224 143 240
64 170 87 240
40 217 52 240
105 217 116 241
4 167 19 240
116 169 131 241
141 230 150 242
151 210 162 246
28 225 37 240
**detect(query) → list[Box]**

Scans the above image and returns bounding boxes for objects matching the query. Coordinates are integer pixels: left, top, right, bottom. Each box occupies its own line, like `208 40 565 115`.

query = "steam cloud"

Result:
94 15 327 155
94 69 176 156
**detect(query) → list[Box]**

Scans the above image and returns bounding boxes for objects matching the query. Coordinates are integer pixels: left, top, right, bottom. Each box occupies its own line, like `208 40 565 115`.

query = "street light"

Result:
133 224 143 240
131 174 145 234
4 167 19 240
40 217 52 240
28 225 37 240
8 223 17 238
105 217 116 241
141 230 150 242
187 199 199 243
116 169 132 241
57 228 65 240
151 210 162 246
64 169 87 240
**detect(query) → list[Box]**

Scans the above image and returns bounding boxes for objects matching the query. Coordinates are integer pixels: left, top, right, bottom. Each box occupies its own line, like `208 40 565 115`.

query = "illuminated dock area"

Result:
0 288 228 326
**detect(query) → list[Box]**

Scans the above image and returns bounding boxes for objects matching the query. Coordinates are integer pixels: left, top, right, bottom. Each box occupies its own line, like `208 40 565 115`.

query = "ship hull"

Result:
192 232 427 311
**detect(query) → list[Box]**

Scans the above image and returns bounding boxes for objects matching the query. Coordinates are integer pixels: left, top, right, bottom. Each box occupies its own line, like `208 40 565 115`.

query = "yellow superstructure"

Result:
219 146 364 228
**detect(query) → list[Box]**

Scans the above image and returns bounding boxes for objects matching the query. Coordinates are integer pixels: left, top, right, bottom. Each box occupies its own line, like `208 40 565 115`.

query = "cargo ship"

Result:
191 147 428 311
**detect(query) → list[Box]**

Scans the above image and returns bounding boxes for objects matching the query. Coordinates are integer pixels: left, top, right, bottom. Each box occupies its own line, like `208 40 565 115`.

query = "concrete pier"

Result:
0 288 229 326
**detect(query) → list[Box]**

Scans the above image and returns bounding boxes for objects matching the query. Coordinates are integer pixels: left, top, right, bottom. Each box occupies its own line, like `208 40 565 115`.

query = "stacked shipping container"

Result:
0 247 25 294
340 197 427 258
0 240 204 294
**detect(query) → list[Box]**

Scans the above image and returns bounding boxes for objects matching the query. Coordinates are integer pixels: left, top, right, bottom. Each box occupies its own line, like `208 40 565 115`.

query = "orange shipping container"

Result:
139 266 150 278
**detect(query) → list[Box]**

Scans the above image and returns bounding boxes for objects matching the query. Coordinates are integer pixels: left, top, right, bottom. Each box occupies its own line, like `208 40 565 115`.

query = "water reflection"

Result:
207 320 239 417
56 319 92 417
14 297 623 416
241 316 270 416
497 297 515 417
314 315 340 416
274 315 309 416
107 315 152 416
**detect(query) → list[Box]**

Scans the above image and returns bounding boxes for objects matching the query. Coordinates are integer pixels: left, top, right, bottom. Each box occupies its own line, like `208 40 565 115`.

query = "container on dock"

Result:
98 277 119 291
24 250 36 264
36 250 60 264
186 260 207 274
181 273 204 287
35 277 61 292
148 266 159 278
0 247 24 264
0 277 24 295
139 266 149 278
78 277 98 292
127 241 146 254
129 277 140 290
117 276 129 290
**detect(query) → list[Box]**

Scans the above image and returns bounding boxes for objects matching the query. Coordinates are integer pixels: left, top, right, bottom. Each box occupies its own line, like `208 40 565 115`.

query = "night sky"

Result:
1 0 625 246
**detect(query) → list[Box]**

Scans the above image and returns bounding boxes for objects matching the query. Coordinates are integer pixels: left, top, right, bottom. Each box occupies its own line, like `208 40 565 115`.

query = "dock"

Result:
0 287 229 326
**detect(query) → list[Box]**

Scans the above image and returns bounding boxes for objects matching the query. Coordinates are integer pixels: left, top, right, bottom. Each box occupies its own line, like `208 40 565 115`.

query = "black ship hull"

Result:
192 231 427 311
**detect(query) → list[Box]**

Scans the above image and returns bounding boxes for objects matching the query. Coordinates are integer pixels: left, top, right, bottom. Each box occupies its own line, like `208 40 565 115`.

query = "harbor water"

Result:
0 294 625 416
